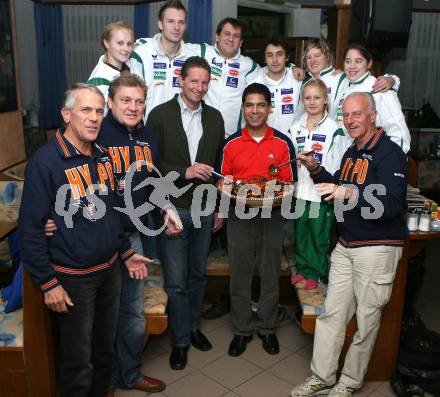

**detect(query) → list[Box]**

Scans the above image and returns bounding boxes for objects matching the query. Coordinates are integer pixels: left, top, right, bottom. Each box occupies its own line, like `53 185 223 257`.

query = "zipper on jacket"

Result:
128 133 136 171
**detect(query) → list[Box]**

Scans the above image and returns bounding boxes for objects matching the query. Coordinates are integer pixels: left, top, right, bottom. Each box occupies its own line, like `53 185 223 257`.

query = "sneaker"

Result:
328 382 355 397
304 279 319 290
290 375 333 396
291 274 305 285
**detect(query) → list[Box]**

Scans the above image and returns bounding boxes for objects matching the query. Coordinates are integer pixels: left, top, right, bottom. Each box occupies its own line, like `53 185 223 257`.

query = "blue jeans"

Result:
55 263 121 397
112 232 145 388
156 208 214 346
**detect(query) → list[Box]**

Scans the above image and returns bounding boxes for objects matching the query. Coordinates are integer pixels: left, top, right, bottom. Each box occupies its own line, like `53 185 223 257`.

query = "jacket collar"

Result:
351 127 385 153
261 66 288 86
365 127 385 151
299 111 329 129
319 65 335 77
106 110 143 135
153 33 186 59
214 44 241 62
306 65 335 80
55 129 104 160
348 71 371 86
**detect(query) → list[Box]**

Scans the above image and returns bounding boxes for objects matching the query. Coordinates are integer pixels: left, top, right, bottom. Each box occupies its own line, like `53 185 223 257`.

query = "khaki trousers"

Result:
311 243 402 388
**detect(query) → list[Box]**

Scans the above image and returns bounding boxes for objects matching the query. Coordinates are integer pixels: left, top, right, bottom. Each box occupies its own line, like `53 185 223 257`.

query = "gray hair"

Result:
344 91 377 113
63 83 104 109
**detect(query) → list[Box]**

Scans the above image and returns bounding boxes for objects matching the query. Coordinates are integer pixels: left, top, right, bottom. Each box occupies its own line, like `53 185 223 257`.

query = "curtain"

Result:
15 0 39 116
34 3 67 129
385 13 440 116
134 4 149 39
187 0 213 44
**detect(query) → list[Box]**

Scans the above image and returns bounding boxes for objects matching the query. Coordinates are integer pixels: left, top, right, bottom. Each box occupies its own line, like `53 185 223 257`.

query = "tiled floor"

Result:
115 241 439 397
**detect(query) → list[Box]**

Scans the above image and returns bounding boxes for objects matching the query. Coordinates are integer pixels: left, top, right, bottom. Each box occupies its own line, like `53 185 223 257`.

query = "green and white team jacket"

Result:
300 66 347 121
131 34 200 120
290 112 346 202
248 66 303 136
87 55 142 111
201 44 259 136
337 72 410 153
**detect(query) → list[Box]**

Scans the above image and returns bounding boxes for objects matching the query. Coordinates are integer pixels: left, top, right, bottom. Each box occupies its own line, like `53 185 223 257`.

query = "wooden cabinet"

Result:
326 5 351 70
0 0 25 171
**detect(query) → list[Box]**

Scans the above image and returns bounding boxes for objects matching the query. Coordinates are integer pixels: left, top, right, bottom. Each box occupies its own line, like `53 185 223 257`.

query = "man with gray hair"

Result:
19 83 152 397
291 92 407 397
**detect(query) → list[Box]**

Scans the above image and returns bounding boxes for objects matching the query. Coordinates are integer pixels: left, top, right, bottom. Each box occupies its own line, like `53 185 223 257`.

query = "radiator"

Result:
62 5 134 88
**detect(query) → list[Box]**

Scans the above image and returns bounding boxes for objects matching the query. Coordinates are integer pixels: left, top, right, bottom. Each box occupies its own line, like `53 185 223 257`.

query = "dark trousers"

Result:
228 210 285 335
156 208 214 346
54 263 121 397
112 233 145 388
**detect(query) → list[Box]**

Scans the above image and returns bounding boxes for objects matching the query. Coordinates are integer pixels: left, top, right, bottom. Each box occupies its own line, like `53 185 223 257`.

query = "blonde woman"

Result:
290 79 346 290
88 20 142 108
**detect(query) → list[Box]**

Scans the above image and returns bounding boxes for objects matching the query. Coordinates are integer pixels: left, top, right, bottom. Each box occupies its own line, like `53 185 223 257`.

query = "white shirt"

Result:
132 34 200 120
337 72 410 153
201 44 260 136
248 66 303 135
177 94 203 164
290 112 346 202
87 55 143 114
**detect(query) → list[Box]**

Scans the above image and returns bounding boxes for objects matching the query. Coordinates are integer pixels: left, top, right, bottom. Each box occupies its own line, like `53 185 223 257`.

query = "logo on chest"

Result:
173 59 185 67
65 162 114 200
226 76 238 88
153 62 166 70
211 66 222 78
154 71 166 81
312 134 326 143
172 77 180 88
282 104 294 114
212 57 223 68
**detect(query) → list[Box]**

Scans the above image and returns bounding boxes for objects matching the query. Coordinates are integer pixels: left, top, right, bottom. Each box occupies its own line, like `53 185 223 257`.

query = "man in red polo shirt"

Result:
216 83 297 357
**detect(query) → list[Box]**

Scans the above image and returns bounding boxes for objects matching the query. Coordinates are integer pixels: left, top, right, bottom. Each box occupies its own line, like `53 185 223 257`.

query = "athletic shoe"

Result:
290 375 333 396
328 382 355 397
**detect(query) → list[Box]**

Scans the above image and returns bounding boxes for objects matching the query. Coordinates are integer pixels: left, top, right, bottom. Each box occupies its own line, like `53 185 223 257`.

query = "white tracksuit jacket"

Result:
131 34 200 119
337 72 410 153
87 55 143 112
290 112 346 202
299 66 348 121
248 66 303 136
201 44 260 136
